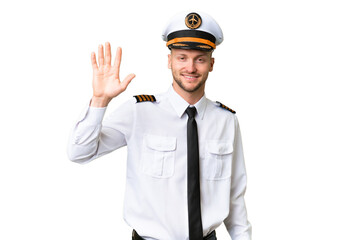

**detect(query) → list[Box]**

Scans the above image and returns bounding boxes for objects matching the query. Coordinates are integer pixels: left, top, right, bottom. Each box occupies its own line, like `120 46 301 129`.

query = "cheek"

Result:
199 64 212 74
168 60 181 70
169 61 184 72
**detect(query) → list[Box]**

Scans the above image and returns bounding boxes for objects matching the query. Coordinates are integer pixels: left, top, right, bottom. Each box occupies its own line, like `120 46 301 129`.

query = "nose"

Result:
185 60 196 73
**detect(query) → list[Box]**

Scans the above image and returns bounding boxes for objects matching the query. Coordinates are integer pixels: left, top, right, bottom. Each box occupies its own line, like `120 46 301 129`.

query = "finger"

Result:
114 47 122 70
98 44 104 66
91 52 98 70
120 73 136 92
105 42 111 66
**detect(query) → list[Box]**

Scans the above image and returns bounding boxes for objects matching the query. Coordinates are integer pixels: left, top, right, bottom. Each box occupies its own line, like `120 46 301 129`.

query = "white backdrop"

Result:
1 0 359 239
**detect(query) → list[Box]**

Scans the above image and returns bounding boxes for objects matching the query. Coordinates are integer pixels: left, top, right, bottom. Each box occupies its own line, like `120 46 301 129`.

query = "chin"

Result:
182 82 204 93
173 74 207 94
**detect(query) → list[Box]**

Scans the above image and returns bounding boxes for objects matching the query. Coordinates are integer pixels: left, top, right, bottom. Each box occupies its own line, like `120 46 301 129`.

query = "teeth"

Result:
184 75 196 79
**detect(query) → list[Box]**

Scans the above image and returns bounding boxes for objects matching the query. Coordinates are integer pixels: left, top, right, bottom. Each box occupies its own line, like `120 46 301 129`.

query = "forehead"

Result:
171 48 212 57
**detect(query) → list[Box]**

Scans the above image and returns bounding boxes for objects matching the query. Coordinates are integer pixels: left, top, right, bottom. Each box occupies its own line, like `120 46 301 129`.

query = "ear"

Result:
168 54 172 69
209 57 215 72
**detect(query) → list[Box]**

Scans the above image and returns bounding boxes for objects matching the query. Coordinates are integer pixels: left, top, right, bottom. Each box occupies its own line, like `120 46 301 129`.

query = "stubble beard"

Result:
172 71 208 93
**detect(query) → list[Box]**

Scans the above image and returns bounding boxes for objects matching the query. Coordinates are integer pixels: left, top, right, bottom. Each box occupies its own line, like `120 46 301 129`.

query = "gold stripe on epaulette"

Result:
216 101 236 114
134 95 157 103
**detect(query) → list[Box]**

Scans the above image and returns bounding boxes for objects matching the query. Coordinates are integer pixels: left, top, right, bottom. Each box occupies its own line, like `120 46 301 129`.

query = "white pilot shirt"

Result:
68 86 252 240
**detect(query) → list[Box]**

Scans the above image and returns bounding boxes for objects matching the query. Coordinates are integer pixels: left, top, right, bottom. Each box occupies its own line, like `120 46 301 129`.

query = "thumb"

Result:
120 73 136 92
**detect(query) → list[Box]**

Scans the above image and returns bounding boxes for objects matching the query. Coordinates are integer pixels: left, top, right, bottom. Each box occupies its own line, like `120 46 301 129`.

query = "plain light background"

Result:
1 0 359 239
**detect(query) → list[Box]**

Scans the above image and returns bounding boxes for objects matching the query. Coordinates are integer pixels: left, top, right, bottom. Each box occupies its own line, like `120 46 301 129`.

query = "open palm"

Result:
91 42 135 106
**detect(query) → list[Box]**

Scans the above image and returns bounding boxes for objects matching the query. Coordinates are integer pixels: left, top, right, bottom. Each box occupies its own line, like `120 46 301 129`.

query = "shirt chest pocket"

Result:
141 134 177 178
203 141 233 180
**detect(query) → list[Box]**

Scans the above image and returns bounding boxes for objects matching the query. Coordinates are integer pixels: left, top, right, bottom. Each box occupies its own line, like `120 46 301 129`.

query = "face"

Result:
168 48 214 95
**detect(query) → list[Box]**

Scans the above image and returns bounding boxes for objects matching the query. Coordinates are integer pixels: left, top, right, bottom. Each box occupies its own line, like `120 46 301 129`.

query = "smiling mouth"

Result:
182 74 199 80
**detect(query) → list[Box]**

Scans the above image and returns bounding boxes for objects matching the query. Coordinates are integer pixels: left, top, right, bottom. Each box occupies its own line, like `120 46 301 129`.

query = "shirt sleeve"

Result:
224 116 252 240
67 99 133 164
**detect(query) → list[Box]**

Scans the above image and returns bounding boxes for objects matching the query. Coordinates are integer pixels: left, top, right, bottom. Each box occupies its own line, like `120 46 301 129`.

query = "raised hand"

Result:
90 42 135 107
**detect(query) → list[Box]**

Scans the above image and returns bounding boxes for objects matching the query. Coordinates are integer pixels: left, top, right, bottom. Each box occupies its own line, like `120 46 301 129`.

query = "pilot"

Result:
68 11 252 240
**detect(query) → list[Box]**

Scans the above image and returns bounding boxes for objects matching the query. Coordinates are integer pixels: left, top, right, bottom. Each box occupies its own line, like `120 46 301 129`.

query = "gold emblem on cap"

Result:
185 13 202 29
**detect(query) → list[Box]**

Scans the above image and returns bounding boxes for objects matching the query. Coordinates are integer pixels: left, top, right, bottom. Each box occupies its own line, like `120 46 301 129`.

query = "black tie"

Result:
185 107 203 240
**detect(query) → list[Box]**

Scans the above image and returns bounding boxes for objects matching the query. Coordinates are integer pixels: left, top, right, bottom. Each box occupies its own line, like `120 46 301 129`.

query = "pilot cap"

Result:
162 11 223 51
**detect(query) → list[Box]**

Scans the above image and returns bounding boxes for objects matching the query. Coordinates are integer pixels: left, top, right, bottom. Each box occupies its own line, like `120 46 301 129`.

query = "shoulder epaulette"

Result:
134 95 156 103
216 101 236 114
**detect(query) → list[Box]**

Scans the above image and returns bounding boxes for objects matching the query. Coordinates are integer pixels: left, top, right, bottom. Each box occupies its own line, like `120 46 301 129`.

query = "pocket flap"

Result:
145 134 177 152
206 141 233 155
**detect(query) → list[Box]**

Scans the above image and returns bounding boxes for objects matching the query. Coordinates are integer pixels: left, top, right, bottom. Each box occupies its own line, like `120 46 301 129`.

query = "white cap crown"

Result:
162 11 223 51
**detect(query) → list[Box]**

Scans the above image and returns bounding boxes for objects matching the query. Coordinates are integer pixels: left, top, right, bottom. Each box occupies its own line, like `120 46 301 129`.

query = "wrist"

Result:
90 96 111 107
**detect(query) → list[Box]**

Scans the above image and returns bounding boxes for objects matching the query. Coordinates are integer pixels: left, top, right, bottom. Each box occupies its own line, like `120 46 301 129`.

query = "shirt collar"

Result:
166 86 207 120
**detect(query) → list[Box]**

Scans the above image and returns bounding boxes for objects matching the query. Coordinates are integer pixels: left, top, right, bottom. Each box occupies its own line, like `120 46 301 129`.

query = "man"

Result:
68 11 251 240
